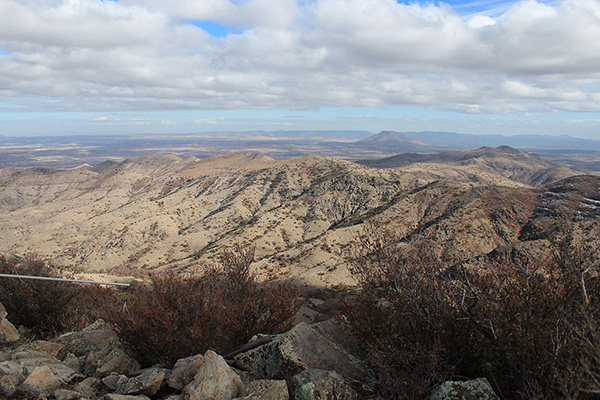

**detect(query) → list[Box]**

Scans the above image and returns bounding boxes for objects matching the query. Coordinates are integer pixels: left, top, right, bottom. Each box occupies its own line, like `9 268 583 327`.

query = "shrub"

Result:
345 222 600 399
0 255 117 338
346 223 478 398
108 244 299 367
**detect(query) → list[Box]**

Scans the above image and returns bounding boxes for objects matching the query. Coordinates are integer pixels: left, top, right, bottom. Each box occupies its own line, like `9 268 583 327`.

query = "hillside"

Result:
352 131 433 152
359 146 583 187
0 152 560 288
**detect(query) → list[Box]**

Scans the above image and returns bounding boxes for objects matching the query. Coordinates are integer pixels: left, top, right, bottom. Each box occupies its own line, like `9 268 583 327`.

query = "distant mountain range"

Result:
353 130 600 152
0 130 598 170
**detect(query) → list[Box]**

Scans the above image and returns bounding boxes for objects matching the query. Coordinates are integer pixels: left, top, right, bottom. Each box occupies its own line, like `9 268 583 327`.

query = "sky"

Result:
0 0 599 139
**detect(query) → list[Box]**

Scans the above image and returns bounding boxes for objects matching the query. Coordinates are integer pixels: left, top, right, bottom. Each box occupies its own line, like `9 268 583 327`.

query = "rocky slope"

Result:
359 145 583 187
0 151 555 287
0 306 501 400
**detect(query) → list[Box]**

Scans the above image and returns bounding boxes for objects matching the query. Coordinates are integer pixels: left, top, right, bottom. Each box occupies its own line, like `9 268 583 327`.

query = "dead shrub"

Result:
346 223 478 398
0 255 118 338
108 245 299 367
345 222 600 399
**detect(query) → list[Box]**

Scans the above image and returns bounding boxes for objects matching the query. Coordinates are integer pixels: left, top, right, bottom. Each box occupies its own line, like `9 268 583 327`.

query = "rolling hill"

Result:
0 151 597 288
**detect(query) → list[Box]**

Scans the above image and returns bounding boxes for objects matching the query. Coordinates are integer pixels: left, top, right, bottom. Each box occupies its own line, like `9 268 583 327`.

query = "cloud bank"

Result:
0 0 599 115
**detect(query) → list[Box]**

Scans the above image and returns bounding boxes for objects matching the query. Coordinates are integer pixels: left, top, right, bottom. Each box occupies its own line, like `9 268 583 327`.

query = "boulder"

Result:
56 319 141 377
168 353 205 390
20 365 62 396
103 394 151 400
53 388 86 400
19 341 65 358
233 322 366 381
0 301 19 344
103 374 129 390
57 319 120 357
95 347 141 378
1 356 82 386
0 374 21 397
104 367 167 396
240 379 289 400
289 369 357 400
18 355 83 383
74 376 102 398
183 350 244 400
427 378 500 400
16 340 65 358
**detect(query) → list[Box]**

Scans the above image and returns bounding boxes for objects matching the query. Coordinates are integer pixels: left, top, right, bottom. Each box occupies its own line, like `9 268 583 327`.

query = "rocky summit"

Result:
0 304 500 400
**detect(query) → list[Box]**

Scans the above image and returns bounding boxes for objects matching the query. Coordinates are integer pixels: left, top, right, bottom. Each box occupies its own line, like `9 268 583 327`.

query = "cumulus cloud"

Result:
0 0 599 115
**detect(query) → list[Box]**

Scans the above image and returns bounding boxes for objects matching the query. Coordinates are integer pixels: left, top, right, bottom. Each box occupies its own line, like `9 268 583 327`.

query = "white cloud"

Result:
120 0 300 28
467 15 496 28
0 0 599 115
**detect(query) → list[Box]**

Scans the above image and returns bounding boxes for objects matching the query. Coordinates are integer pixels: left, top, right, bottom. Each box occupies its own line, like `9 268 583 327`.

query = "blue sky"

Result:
0 0 599 139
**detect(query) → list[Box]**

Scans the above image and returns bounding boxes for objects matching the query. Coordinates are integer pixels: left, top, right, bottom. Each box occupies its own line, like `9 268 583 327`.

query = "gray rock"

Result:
233 322 366 381
18 356 83 383
0 359 27 380
95 347 141 378
16 340 65 357
168 353 205 390
0 374 21 397
74 376 101 398
131 367 167 396
183 350 244 400
20 365 62 396
63 352 81 372
57 319 141 377
241 379 289 400
103 394 151 400
103 374 129 390
1 356 82 385
57 319 120 357
290 369 357 400
427 378 500 400
0 301 19 344
105 367 167 396
53 388 86 400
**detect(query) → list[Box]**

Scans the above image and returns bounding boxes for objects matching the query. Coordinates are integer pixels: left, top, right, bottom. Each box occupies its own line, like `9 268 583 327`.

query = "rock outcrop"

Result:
0 318 365 400
233 322 367 382
183 350 244 400
289 369 357 400
0 312 501 400
427 378 500 400
0 301 19 344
